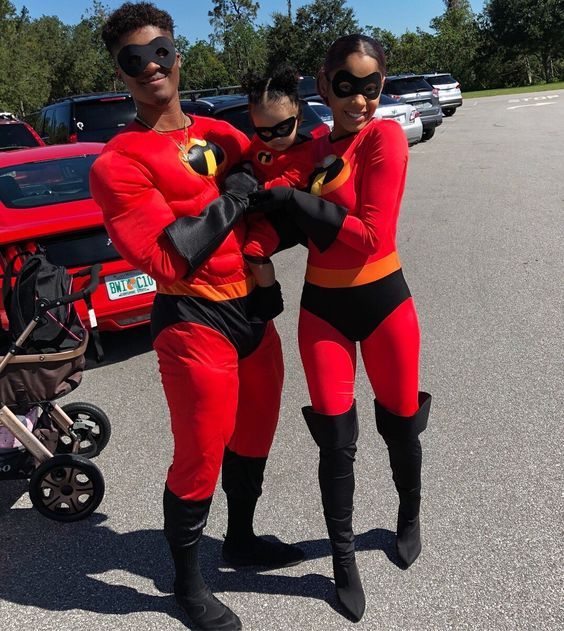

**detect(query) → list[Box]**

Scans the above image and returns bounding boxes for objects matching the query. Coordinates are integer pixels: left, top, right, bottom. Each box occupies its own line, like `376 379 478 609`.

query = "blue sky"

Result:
12 1 485 42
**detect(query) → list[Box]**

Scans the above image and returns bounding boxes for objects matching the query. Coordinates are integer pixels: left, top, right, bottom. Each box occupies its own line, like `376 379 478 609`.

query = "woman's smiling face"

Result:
320 52 383 139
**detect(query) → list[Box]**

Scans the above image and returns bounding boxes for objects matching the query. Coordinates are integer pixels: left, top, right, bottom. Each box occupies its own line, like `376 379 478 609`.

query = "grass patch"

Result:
464 82 564 98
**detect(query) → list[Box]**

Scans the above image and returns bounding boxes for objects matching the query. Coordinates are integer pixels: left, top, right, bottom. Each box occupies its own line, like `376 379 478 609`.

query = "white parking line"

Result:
507 95 560 103
507 102 558 110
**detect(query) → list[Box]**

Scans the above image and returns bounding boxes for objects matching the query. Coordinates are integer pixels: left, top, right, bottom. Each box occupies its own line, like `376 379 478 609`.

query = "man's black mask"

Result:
254 116 298 142
330 70 382 100
117 36 176 78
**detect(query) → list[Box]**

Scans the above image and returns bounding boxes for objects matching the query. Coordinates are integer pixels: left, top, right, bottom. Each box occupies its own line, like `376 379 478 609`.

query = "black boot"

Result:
163 486 242 630
375 392 431 568
303 403 366 622
221 447 305 568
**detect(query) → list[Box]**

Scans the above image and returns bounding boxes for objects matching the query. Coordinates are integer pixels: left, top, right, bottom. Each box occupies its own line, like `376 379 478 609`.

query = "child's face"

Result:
250 97 300 152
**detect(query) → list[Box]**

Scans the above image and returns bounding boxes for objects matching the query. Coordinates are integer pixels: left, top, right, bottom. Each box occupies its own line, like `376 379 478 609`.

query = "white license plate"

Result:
395 114 406 124
105 271 156 300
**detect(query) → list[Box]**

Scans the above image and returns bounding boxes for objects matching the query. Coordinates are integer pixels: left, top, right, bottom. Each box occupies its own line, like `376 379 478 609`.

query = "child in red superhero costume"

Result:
89 5 302 631
241 66 328 307
250 35 432 622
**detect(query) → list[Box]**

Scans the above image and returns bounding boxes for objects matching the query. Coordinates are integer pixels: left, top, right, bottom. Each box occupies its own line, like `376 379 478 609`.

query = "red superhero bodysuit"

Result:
243 126 329 263
89 115 284 504
249 118 432 579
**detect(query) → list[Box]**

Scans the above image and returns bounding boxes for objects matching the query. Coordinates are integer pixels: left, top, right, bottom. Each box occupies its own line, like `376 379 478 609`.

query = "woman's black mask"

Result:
117 36 176 78
330 70 382 100
254 116 298 142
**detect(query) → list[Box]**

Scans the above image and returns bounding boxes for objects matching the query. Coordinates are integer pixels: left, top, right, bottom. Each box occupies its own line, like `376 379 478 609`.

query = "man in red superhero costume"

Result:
89 4 302 630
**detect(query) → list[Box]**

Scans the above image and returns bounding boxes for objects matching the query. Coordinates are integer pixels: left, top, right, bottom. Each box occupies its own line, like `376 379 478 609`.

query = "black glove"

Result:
165 164 258 275
221 162 258 202
249 187 347 252
248 281 284 323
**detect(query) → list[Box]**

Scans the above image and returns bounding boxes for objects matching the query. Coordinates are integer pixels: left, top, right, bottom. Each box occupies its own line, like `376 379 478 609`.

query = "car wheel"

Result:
422 127 436 141
443 108 456 117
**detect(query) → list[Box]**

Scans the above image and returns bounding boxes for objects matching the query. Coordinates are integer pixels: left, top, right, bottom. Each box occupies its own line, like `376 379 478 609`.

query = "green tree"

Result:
264 12 303 73
428 0 479 88
484 0 564 82
293 0 359 74
179 39 231 90
208 0 266 79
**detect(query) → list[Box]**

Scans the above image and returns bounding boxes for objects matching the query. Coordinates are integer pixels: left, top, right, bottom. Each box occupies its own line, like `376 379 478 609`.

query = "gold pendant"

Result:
178 146 190 163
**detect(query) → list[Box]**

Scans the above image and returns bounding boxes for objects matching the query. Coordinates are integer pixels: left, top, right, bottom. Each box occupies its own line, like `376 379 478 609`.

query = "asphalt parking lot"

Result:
1 89 562 631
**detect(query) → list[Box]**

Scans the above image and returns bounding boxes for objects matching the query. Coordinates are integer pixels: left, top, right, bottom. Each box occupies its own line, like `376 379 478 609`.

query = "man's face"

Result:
115 26 181 108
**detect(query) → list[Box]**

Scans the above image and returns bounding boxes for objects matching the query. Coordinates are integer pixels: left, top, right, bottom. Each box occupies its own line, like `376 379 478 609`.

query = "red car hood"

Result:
0 198 104 245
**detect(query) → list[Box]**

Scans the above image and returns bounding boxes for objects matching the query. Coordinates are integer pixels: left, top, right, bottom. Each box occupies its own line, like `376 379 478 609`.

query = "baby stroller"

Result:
0 255 111 522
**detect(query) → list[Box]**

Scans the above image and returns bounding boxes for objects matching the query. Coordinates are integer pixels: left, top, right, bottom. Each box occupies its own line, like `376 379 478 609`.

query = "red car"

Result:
0 143 155 332
0 113 45 151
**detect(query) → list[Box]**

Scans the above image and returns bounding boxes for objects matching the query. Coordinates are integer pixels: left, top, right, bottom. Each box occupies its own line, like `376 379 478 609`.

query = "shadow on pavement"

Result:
0 506 400 627
83 324 153 371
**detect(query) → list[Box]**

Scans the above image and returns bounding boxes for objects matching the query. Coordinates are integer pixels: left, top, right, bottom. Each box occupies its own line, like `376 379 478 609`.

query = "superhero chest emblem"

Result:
308 154 351 196
256 151 273 165
180 138 226 177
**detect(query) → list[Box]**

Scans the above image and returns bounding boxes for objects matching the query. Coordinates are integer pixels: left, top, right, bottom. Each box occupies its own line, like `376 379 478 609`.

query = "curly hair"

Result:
242 64 300 108
102 2 175 54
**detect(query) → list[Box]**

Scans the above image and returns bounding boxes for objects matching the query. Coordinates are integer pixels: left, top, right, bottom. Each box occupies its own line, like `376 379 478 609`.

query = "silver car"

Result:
374 94 423 146
306 100 334 130
306 95 423 145
423 73 462 117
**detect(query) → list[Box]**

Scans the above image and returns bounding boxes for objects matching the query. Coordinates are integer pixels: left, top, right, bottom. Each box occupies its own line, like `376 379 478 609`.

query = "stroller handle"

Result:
38 264 102 313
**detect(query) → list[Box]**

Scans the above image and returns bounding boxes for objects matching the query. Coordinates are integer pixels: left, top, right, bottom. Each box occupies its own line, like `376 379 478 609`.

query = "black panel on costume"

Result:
151 293 267 359
300 269 411 342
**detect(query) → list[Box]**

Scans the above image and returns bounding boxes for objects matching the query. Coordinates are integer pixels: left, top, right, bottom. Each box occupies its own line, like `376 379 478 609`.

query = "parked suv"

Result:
382 75 442 141
180 94 327 138
423 73 462 117
30 92 137 145
0 113 44 151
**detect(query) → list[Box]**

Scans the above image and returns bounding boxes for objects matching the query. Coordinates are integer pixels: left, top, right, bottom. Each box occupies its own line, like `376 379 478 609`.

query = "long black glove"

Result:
249 186 347 252
165 165 258 274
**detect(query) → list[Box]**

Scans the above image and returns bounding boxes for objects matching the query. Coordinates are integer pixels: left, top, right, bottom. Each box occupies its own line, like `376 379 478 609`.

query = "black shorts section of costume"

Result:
151 293 267 359
300 268 412 342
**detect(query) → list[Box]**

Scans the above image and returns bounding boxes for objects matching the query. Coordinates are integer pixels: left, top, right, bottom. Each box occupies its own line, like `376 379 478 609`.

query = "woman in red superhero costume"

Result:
89 4 302 631
251 35 432 621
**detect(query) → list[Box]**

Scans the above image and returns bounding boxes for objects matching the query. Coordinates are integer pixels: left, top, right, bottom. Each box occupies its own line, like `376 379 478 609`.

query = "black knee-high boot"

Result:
375 392 431 568
221 447 305 568
163 486 242 630
303 402 366 622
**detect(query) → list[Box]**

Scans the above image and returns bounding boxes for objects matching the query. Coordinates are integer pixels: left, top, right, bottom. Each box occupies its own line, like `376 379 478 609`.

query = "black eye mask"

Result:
254 116 298 142
117 36 176 77
331 70 382 100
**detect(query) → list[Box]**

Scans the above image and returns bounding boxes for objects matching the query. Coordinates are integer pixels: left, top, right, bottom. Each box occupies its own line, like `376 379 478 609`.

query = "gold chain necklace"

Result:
135 114 192 163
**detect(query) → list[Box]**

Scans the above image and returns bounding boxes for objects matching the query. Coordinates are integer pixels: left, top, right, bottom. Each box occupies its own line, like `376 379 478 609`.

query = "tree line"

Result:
0 0 563 117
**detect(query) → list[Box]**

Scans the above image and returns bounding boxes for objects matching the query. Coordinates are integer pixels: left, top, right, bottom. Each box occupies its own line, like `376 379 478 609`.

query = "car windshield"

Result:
0 155 97 209
39 228 120 267
310 103 333 121
216 106 255 137
0 124 40 151
74 98 137 142
298 76 317 97
426 75 456 85
385 78 432 94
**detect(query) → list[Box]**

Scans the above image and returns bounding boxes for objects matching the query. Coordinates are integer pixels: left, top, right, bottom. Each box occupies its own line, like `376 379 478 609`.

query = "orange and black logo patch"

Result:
183 138 226 177
308 155 350 196
257 151 273 165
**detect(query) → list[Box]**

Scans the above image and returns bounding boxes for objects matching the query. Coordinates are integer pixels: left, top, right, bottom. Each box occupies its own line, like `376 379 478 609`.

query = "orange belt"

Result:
158 275 256 301
305 251 401 288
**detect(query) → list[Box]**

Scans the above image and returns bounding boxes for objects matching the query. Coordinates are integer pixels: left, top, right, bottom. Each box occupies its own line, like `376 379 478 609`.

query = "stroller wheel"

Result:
57 402 111 458
29 454 105 522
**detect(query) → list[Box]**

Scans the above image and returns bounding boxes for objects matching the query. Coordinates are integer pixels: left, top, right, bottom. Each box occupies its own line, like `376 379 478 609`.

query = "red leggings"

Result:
154 320 284 500
298 298 420 417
